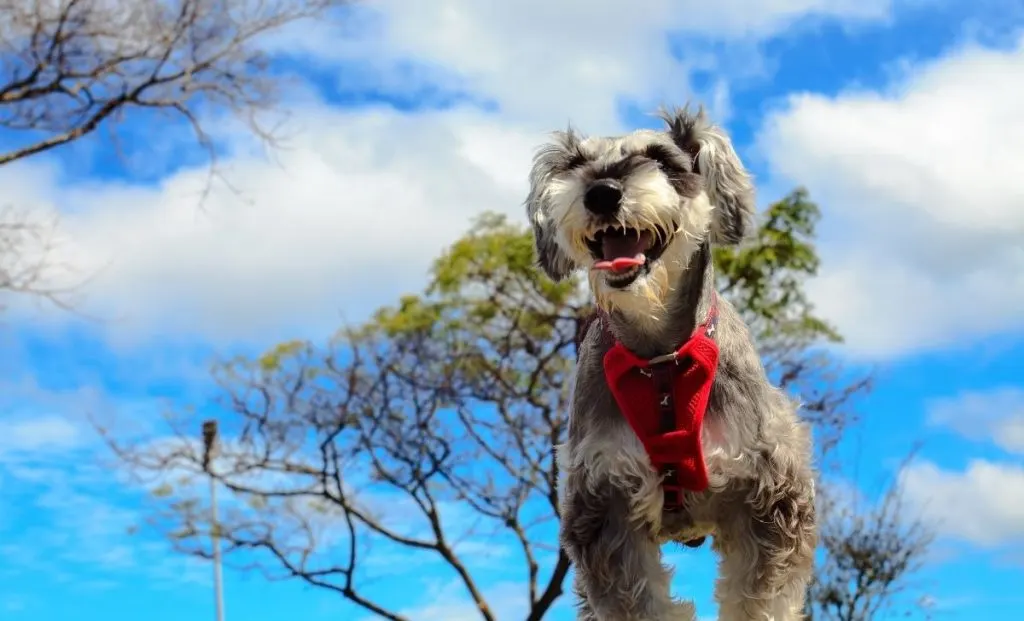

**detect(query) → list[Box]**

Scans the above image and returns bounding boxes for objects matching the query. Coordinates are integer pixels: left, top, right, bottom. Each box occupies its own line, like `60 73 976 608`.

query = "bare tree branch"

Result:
0 0 345 166
0 204 83 311
807 449 936 621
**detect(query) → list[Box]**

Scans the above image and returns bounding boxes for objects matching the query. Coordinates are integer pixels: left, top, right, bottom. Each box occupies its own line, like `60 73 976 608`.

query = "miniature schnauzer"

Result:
526 106 817 621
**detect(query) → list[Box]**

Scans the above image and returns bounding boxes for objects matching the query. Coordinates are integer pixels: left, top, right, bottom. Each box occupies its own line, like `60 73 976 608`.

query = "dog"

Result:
526 106 817 621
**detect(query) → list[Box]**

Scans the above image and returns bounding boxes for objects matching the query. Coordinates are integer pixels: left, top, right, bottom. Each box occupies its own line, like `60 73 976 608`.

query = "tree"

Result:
713 188 869 457
808 471 935 621
104 190 933 620
0 0 348 309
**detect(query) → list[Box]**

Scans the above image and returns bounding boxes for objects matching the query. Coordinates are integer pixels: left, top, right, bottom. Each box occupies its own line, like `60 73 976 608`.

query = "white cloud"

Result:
0 380 207 589
2 1 912 344
928 387 1024 455
389 579 532 621
0 440 209 590
2 106 536 343
900 459 1024 547
0 415 80 454
320 0 897 131
759 37 1024 358
0 382 99 459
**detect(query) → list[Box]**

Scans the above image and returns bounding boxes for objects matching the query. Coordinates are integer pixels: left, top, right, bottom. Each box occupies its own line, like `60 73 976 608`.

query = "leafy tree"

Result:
105 189 932 620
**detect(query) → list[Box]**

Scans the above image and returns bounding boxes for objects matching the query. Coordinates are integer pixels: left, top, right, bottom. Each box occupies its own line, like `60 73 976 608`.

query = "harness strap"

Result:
593 295 720 512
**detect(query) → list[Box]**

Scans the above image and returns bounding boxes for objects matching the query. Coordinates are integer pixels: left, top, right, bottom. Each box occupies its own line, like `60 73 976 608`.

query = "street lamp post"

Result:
202 419 226 621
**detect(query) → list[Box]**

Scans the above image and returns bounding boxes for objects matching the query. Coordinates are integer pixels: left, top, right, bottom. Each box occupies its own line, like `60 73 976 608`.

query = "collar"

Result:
599 294 721 506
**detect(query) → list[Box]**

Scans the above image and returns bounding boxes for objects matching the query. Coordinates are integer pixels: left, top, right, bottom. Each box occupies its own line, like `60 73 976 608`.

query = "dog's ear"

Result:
525 133 577 281
660 105 755 245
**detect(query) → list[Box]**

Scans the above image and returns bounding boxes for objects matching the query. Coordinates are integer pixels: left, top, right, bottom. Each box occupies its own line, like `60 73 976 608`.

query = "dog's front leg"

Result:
712 463 817 621
561 437 696 621
570 572 600 621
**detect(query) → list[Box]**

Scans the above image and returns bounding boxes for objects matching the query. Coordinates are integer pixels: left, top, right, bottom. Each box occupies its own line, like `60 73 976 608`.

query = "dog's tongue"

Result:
593 230 652 272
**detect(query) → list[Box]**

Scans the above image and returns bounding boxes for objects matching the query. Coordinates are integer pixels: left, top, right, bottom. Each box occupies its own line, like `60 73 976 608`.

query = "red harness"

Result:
599 296 720 510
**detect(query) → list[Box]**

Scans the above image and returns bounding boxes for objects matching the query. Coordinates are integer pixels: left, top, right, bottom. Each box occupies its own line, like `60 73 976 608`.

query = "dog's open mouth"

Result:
586 225 669 288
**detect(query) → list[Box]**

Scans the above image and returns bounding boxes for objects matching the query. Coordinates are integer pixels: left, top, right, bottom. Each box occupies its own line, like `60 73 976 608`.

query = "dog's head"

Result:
526 106 754 314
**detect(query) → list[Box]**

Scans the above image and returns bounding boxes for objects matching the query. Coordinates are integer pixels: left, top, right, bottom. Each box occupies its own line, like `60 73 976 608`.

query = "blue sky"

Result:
2 0 1024 620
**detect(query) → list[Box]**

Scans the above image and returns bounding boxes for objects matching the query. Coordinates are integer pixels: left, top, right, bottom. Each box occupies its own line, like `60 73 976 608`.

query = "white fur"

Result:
542 150 715 335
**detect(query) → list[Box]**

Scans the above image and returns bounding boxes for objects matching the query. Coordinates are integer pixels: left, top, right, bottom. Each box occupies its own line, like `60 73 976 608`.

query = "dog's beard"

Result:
581 192 714 321
588 237 676 319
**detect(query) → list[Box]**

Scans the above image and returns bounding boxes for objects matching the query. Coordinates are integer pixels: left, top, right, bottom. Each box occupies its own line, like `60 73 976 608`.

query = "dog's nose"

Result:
583 179 623 215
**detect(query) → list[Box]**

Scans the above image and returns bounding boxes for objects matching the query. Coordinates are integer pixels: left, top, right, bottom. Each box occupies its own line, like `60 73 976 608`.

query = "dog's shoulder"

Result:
574 311 611 367
712 296 760 360
570 310 615 414
574 311 601 359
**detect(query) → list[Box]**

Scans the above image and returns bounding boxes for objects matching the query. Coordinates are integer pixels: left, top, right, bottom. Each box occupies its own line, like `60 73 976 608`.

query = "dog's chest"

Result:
658 495 718 542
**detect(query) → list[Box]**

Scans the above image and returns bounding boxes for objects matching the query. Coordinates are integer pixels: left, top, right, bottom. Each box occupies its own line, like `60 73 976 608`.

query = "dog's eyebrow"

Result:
535 139 590 173
594 154 645 180
640 143 688 171
564 147 589 170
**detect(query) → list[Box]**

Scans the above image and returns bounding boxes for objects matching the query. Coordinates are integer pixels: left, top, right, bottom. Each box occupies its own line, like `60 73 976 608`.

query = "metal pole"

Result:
209 472 225 621
202 420 225 621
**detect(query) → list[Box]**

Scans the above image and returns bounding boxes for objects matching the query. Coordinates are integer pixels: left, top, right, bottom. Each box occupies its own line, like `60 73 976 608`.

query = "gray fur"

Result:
530 107 817 620
660 105 756 245
526 128 584 281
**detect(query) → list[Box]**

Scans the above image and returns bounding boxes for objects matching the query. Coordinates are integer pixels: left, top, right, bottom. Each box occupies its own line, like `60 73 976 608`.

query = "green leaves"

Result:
370 213 584 378
715 187 841 346
373 295 444 337
257 340 310 372
151 483 174 498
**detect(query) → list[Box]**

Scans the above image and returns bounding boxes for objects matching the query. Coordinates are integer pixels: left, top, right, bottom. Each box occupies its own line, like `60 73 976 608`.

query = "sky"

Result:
1 0 1024 619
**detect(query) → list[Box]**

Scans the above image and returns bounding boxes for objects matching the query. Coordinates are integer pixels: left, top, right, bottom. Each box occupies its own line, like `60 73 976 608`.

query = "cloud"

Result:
0 381 207 590
0 448 209 590
0 415 81 455
0 380 101 461
928 387 1024 455
2 106 537 343
900 459 1024 547
758 37 1024 359
2 1 914 345
313 0 898 131
376 579 533 621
